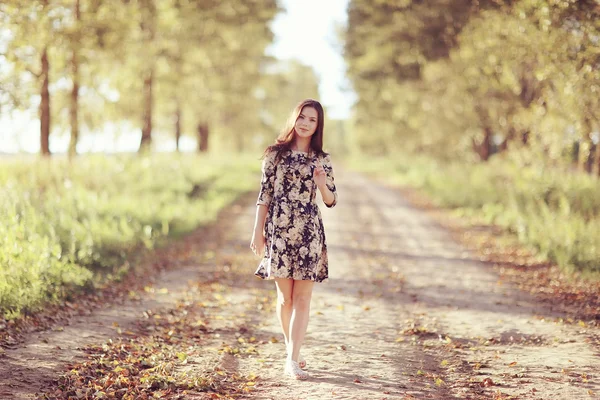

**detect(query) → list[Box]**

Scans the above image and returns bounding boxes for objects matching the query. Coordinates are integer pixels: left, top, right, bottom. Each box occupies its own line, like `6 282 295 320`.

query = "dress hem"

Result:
254 272 328 283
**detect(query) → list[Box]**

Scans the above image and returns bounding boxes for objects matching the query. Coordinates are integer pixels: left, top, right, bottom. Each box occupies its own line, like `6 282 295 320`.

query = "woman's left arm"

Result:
314 154 338 208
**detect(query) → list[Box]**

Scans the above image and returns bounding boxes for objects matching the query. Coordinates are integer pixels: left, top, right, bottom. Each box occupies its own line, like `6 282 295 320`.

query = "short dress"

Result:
254 149 338 282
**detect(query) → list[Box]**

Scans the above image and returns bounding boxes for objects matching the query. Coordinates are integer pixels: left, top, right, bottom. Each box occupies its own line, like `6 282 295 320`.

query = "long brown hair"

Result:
263 99 326 162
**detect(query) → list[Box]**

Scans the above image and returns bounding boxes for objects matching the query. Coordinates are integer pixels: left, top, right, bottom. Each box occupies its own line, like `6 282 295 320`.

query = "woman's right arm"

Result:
251 152 275 256
250 204 268 256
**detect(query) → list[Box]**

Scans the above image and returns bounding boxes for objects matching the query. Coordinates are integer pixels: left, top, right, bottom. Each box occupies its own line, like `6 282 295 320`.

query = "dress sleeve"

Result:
256 151 276 207
322 154 338 208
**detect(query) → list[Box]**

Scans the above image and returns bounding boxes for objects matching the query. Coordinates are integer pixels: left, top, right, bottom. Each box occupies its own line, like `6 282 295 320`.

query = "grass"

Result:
345 153 600 277
0 153 261 319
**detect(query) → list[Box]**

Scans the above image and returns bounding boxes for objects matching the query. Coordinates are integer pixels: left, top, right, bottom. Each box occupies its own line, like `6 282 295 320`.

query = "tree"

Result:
0 0 58 155
344 0 600 174
0 0 280 156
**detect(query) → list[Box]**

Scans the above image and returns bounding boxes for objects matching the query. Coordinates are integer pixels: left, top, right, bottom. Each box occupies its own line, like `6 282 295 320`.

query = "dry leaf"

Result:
480 378 494 387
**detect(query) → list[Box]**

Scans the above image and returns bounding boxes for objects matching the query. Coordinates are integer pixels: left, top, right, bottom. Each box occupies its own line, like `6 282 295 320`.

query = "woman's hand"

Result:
250 229 265 257
313 162 327 189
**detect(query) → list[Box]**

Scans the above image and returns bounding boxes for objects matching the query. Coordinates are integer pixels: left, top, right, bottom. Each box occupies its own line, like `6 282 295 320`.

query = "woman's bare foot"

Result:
286 344 306 368
284 358 309 380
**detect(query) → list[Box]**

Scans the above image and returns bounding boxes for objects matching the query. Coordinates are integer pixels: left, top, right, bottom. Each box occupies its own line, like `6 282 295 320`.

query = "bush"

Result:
0 153 260 318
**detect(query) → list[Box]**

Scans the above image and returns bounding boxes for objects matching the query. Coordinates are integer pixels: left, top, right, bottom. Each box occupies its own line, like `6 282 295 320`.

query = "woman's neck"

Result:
291 138 311 153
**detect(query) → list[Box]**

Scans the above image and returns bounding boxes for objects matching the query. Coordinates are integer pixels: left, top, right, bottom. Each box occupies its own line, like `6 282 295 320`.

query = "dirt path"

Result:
1 169 599 399
234 171 599 399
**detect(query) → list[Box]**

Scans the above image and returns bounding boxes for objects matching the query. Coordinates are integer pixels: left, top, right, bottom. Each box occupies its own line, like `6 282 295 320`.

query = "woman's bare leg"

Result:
289 280 314 362
274 278 294 350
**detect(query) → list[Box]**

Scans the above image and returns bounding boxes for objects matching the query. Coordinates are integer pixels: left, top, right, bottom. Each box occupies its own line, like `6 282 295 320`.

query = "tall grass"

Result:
0 153 261 318
346 154 600 276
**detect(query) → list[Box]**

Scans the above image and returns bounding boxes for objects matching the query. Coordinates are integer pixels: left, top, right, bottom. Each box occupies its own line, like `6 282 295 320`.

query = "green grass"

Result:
346 154 600 276
0 153 261 319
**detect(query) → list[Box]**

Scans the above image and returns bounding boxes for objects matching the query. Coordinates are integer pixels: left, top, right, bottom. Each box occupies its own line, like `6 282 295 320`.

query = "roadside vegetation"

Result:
347 153 600 277
0 154 260 319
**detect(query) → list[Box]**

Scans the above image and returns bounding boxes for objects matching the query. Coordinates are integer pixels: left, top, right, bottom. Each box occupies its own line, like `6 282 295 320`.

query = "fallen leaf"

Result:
480 378 494 387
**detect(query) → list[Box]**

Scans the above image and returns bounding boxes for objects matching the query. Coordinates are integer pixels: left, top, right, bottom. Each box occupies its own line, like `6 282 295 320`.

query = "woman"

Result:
250 99 338 380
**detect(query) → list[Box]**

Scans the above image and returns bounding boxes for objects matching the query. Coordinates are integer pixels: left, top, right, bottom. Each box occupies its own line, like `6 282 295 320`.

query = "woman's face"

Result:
294 106 319 138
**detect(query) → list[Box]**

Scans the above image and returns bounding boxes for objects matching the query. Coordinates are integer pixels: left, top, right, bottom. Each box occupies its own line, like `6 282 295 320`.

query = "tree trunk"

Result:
580 118 593 173
197 122 209 153
471 127 492 161
481 127 491 161
585 139 595 174
138 0 156 154
174 101 181 152
139 69 153 153
40 46 51 157
521 130 530 145
596 140 600 177
68 0 81 159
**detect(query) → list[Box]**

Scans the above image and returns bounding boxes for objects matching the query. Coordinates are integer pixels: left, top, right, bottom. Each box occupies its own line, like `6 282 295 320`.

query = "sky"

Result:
0 0 354 153
266 0 355 120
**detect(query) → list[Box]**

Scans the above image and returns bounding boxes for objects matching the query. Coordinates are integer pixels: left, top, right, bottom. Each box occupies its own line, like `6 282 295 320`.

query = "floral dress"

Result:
255 149 338 282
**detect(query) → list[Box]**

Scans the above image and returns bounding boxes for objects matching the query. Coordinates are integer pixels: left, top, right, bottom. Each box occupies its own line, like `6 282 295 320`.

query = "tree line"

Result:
344 0 600 175
0 0 322 156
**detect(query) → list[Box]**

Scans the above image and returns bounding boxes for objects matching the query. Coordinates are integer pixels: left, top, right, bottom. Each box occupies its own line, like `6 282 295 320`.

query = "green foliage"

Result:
0 154 260 318
344 0 600 173
0 0 280 153
347 154 600 275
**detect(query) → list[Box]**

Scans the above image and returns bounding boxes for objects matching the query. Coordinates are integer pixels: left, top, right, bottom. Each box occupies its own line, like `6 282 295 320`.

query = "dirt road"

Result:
0 169 598 399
